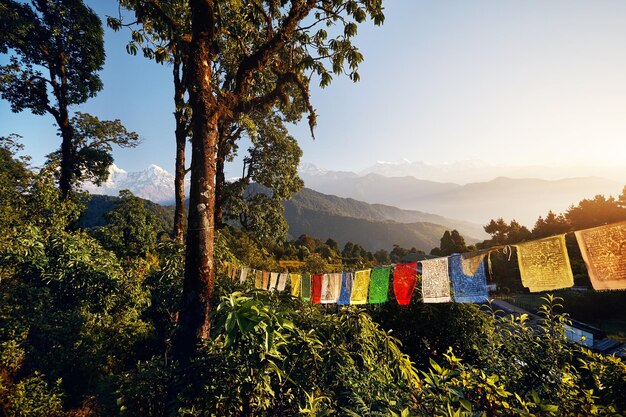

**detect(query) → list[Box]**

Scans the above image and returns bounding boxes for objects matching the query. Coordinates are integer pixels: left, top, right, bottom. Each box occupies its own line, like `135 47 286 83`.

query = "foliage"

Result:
225 115 304 243
117 290 418 416
0 0 106 197
46 112 140 188
430 230 468 256
90 189 162 258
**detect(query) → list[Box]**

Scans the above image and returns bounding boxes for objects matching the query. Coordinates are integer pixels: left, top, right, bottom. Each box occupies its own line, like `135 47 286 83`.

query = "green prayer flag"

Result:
369 266 391 304
301 273 312 301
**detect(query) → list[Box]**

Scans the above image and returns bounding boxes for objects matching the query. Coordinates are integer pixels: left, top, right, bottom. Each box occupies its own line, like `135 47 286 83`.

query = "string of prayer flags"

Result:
421 257 451 303
369 266 391 304
393 262 417 305
350 269 371 304
322 273 342 304
516 235 574 293
301 273 312 301
449 253 488 303
338 272 353 305
269 272 279 291
254 270 263 289
575 221 626 290
290 274 301 297
277 273 288 292
239 267 249 285
311 274 323 303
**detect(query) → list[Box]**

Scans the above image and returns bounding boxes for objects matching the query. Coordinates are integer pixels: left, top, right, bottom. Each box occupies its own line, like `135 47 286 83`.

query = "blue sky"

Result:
3 1 626 177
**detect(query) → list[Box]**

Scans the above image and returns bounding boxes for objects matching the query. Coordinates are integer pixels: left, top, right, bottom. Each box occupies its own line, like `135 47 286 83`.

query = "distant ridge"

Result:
298 164 624 226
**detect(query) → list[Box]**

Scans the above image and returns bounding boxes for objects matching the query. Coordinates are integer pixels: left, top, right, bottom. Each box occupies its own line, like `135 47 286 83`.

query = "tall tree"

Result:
0 0 105 198
224 112 304 242
108 2 192 242
124 0 384 361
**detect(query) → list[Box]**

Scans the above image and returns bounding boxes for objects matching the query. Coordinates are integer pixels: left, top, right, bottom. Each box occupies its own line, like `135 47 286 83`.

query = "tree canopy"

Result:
0 0 106 197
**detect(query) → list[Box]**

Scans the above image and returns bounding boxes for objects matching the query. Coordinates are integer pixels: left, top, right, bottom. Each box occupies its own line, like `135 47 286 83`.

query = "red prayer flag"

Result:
311 274 323 303
393 262 417 305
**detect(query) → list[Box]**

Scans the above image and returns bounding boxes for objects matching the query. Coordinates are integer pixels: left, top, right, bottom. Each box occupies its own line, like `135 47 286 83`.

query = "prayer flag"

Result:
268 272 279 291
449 253 488 303
369 266 391 304
290 274 301 297
311 274 323 303
575 221 626 290
277 273 288 292
337 272 353 305
350 269 371 305
239 267 249 284
262 271 270 290
301 273 312 301
516 235 574 292
322 273 342 304
393 262 417 305
254 270 263 289
421 258 451 303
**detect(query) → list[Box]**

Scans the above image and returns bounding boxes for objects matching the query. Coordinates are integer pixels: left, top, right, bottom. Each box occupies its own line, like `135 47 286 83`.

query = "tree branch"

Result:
232 0 317 99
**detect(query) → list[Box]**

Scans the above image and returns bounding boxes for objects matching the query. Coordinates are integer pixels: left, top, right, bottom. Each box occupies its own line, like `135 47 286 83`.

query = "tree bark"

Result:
173 54 187 243
173 0 217 362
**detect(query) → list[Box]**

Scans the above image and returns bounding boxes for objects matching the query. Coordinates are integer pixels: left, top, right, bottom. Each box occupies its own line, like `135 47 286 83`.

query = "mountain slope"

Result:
283 205 453 252
286 188 485 240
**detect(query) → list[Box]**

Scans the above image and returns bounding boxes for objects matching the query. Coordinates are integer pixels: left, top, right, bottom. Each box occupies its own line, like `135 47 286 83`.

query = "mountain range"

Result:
299 164 625 226
353 159 626 185
82 164 190 205
85 163 625 231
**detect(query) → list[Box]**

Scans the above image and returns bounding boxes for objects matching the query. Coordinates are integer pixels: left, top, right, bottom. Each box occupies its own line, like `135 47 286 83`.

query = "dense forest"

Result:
2 0 626 416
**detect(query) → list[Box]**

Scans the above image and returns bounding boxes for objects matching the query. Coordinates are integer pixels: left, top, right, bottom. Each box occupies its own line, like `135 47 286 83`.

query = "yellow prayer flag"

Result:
350 269 371 305
254 270 263 289
575 221 626 291
516 235 574 292
290 274 301 297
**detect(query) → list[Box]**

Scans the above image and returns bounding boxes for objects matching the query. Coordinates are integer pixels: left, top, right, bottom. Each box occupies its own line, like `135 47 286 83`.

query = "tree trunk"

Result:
214 131 227 228
58 108 74 200
173 0 217 362
173 55 187 243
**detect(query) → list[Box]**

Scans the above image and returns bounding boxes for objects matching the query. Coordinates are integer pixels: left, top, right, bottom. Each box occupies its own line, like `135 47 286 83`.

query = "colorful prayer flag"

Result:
575 221 626 290
301 273 312 301
449 253 488 303
421 258 451 303
254 270 263 289
369 266 391 304
516 235 574 292
322 273 342 304
268 272 279 291
290 274 301 297
262 271 270 290
239 267 249 284
338 272 353 305
277 273 288 292
393 262 417 305
311 274 323 303
350 269 371 305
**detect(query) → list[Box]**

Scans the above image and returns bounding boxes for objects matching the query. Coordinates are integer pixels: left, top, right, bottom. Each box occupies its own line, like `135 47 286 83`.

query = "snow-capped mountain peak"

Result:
82 164 189 205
